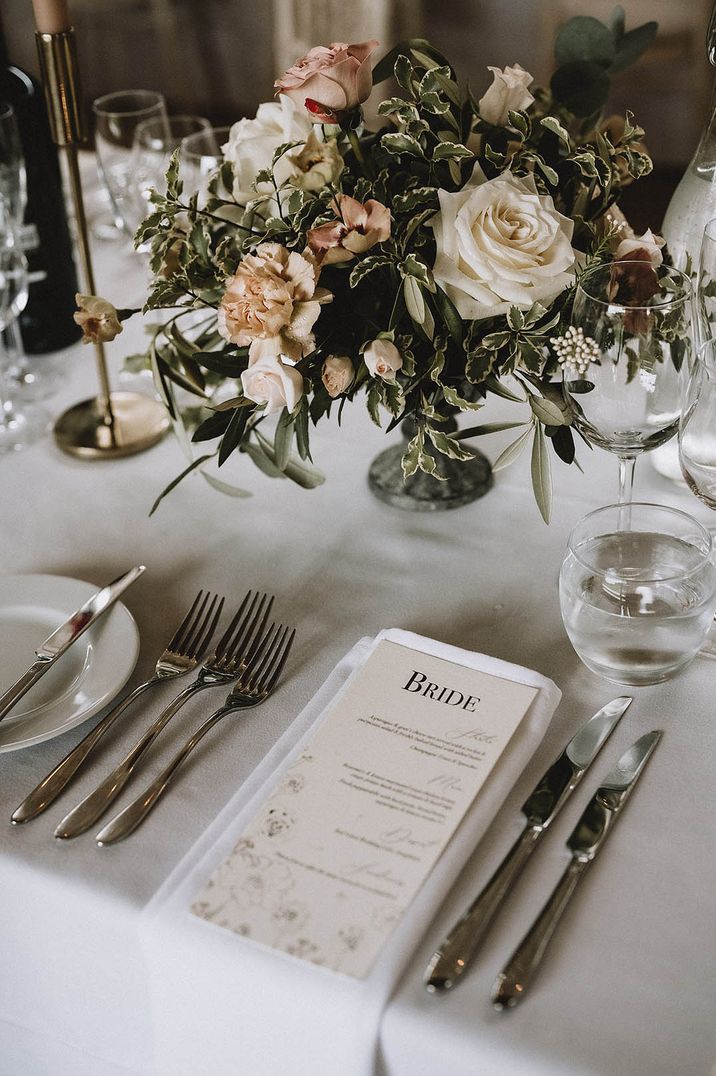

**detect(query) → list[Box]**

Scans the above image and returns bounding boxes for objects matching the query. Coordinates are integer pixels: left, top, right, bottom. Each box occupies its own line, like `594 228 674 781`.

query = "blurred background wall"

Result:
3 0 713 227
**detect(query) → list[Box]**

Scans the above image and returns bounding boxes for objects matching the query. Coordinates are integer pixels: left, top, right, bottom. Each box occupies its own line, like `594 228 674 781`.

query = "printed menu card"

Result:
191 639 538 978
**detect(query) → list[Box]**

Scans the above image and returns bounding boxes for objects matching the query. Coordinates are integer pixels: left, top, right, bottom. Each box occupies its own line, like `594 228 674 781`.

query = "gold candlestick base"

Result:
54 392 169 459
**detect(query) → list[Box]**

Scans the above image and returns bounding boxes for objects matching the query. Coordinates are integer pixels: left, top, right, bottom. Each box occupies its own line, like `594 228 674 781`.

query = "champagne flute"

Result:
563 260 693 506
92 90 167 239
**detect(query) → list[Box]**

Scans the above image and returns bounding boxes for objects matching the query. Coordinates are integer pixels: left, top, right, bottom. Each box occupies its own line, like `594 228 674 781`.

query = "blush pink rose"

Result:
275 40 379 123
364 339 402 381
307 194 391 265
321 354 354 397
241 353 304 414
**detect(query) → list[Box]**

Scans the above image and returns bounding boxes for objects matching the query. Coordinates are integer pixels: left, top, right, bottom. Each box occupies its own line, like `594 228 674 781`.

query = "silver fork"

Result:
95 622 295 845
11 590 224 825
54 591 274 840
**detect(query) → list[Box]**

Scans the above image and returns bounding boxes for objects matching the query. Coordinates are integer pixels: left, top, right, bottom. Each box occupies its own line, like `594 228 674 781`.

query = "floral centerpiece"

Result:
95 9 662 518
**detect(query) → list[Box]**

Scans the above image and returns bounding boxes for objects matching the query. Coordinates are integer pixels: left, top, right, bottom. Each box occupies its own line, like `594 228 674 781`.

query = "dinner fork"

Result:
54 590 273 840
11 590 223 825
95 622 295 845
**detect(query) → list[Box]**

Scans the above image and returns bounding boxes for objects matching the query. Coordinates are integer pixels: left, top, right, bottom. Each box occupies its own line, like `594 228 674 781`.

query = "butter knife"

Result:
0 566 145 724
492 729 662 1009
425 695 632 993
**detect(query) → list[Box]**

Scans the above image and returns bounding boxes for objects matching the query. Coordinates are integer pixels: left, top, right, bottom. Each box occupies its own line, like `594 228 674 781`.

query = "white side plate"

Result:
0 573 140 752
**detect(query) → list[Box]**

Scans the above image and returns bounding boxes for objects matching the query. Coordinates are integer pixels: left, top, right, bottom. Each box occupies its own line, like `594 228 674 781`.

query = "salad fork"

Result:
11 590 223 825
54 590 273 840
96 622 295 845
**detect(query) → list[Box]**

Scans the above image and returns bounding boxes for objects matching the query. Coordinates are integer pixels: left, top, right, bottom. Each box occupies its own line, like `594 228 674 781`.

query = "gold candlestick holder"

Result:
35 28 169 458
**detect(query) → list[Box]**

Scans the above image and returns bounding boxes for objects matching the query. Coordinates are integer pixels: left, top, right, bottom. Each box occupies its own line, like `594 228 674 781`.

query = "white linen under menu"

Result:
190 639 537 978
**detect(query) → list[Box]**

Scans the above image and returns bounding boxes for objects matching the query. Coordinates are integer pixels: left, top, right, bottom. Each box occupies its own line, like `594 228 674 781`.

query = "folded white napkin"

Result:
138 628 561 1076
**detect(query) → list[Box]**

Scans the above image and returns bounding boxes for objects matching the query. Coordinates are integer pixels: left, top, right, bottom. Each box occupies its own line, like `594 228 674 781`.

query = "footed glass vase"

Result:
368 415 493 511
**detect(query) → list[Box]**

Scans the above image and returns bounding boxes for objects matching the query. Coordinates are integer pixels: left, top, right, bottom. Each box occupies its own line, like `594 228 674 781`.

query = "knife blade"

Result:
492 729 662 1010
425 695 632 993
0 566 145 725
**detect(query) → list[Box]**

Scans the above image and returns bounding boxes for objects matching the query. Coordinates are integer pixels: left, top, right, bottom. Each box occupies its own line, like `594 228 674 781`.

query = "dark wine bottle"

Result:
0 14 80 352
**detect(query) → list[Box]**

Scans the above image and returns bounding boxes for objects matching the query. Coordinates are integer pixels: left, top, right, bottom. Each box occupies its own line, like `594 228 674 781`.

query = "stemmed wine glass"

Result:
124 114 211 235
0 199 47 451
562 260 693 506
92 90 167 239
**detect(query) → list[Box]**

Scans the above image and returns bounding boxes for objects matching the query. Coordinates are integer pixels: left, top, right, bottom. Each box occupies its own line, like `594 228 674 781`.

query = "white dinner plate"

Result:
0 573 140 752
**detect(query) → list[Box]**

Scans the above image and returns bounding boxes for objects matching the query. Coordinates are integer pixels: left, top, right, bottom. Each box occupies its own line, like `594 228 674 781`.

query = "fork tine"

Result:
190 594 225 659
213 590 253 658
243 623 284 691
237 621 277 686
255 626 295 695
223 592 274 665
169 590 207 653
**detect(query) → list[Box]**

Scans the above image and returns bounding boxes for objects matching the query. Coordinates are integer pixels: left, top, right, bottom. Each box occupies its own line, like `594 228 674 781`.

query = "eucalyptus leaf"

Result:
492 426 533 471
555 16 615 68
529 394 570 426
273 409 294 472
551 61 610 117
530 422 552 524
218 406 249 466
149 452 214 516
201 471 252 498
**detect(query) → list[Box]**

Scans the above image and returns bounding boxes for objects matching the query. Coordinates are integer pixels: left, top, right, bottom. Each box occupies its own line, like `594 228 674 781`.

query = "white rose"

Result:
321 354 354 397
430 165 577 320
222 95 313 205
364 339 403 381
478 64 534 126
241 353 304 414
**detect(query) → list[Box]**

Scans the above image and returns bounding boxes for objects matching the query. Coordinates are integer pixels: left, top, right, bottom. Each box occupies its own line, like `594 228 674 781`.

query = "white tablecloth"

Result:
1 172 715 1076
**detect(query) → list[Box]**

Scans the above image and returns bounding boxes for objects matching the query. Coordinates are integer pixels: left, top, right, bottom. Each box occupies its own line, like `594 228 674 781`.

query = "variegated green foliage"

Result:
126 11 658 520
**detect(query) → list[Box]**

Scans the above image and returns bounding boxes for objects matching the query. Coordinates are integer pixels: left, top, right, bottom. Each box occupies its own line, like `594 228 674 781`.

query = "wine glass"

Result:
124 114 211 234
563 261 693 506
0 201 48 452
92 90 167 238
179 125 232 198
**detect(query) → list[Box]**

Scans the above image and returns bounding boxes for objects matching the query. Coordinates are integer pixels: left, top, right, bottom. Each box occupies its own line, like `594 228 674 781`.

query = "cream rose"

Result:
275 40 379 123
241 353 304 414
287 130 344 191
478 64 534 126
218 243 331 363
221 95 312 205
364 339 402 381
74 294 123 344
321 354 354 397
430 165 576 320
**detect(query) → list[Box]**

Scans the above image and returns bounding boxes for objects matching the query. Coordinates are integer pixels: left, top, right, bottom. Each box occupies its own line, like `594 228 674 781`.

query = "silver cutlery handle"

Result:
11 678 158 824
54 682 200 839
425 824 542 992
492 855 590 1009
96 705 235 845
0 661 49 723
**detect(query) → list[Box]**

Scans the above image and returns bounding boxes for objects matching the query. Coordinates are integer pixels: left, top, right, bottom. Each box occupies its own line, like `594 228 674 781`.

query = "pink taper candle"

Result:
31 0 71 33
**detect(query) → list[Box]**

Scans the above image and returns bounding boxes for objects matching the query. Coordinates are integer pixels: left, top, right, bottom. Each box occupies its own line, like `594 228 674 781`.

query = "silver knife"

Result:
0 566 146 724
425 695 632 993
492 729 662 1010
